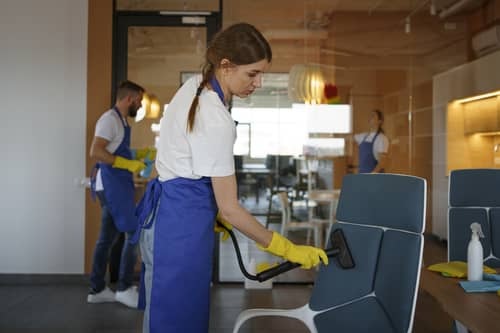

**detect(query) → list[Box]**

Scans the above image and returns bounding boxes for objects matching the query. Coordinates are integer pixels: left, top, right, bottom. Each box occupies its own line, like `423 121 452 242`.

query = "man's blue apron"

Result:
90 107 137 232
358 131 383 173
136 176 218 333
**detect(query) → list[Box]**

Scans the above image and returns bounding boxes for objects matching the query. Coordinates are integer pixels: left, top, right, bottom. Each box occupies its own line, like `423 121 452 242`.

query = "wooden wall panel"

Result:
413 107 433 137
447 103 495 173
85 0 113 273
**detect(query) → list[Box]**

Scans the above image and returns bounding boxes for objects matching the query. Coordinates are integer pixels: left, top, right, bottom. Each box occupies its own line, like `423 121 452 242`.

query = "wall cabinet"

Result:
463 96 499 134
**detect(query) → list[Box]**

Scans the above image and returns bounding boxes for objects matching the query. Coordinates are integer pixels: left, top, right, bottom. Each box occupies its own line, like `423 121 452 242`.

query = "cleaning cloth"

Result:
427 261 496 278
460 273 500 293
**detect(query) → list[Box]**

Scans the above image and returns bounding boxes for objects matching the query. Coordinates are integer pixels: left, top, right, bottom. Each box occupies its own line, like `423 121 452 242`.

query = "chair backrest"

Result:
448 169 500 267
309 174 426 333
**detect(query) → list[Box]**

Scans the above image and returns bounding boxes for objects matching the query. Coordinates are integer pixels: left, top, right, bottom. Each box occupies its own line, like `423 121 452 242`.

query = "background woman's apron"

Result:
90 107 138 232
358 131 383 174
138 177 218 333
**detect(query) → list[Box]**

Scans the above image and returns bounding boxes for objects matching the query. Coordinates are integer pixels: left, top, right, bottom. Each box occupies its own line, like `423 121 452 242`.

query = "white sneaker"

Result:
87 286 115 303
115 286 139 308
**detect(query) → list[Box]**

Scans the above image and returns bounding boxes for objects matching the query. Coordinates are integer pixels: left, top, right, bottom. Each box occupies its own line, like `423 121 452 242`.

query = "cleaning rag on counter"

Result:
460 273 500 293
427 261 496 278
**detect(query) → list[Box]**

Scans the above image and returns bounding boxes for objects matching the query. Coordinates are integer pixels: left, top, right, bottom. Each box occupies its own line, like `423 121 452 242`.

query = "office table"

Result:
420 268 500 333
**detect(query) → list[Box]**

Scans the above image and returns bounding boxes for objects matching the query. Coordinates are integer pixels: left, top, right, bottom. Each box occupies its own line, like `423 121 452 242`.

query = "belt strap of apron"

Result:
130 178 162 244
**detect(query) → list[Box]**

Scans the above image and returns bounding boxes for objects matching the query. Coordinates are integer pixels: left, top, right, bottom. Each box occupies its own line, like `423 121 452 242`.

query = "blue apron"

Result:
358 131 384 173
90 107 138 232
137 176 218 333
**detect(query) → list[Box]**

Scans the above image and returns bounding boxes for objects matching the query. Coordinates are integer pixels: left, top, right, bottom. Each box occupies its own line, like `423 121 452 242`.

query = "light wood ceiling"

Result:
125 0 481 73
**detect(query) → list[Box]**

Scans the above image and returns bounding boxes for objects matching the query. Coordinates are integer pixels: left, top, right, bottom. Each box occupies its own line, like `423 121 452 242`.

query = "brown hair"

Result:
187 23 272 132
116 80 144 100
373 109 384 134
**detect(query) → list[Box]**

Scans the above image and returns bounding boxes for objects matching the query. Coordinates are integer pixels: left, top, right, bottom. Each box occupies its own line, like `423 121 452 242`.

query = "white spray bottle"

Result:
467 222 485 281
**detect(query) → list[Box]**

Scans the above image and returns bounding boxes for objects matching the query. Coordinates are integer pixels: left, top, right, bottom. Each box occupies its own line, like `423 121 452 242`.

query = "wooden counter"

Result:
420 269 500 333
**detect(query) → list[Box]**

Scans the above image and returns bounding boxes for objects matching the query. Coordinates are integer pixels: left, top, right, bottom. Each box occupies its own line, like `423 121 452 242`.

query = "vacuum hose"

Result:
217 221 354 282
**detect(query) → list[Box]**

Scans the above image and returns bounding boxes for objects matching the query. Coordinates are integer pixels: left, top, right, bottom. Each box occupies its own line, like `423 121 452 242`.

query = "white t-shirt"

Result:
94 108 127 191
156 75 236 181
354 131 389 161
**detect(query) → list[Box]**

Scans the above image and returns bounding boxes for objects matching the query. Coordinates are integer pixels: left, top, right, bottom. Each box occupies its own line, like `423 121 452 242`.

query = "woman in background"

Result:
354 109 390 173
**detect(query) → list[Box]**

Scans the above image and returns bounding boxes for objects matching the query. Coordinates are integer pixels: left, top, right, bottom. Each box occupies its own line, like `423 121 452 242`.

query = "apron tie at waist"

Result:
130 177 162 245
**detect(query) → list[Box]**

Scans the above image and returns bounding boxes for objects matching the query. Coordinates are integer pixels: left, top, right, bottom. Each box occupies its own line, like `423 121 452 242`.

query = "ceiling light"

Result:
288 64 326 105
430 1 437 16
455 90 500 104
147 94 161 119
405 17 411 34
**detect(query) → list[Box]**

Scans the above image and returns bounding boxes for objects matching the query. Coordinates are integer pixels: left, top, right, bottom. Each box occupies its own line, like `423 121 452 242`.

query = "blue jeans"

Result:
90 191 138 292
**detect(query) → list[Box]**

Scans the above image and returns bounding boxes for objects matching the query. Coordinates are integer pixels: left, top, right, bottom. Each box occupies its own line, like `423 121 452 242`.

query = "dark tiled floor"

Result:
0 270 453 333
0 193 453 333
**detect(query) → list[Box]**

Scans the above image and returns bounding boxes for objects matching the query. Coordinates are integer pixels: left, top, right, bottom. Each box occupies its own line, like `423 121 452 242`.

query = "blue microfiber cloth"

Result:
483 273 500 281
459 273 500 292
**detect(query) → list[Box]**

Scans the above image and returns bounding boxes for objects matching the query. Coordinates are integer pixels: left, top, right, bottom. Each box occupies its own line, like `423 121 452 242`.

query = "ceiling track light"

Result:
405 17 411 34
430 1 437 16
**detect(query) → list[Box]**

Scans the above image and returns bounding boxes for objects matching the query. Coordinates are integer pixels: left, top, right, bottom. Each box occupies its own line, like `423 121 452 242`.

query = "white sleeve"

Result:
373 134 389 156
354 133 366 144
95 112 118 142
190 123 235 177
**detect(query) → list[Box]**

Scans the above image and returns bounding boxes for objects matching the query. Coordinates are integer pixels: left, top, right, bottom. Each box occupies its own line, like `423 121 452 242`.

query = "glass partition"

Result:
113 0 491 283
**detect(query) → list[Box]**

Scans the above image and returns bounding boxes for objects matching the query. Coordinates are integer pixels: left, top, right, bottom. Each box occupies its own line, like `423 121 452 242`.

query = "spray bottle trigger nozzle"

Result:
470 222 485 238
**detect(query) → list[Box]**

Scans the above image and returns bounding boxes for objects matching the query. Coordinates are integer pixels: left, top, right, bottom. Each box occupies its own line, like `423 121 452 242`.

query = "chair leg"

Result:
314 226 320 248
232 304 317 333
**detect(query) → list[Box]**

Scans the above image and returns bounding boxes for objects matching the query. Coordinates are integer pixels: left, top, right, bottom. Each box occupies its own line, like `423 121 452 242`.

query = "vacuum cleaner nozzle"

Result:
217 220 355 283
328 228 355 269
255 228 355 282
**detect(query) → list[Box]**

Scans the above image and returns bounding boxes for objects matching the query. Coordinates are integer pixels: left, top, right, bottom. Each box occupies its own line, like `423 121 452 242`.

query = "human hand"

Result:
258 232 328 269
113 156 146 173
214 212 232 241
132 147 157 161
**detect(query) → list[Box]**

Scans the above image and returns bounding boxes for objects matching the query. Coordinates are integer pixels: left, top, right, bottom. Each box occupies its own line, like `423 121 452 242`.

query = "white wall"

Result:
0 0 88 273
432 50 500 240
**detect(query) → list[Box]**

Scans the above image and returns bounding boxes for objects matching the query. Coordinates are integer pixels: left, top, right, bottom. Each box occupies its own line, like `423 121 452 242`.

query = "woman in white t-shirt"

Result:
135 23 328 333
354 109 389 173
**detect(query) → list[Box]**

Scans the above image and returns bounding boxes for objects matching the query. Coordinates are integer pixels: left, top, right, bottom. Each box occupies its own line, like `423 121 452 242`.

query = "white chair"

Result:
308 189 340 248
277 191 320 248
232 174 427 333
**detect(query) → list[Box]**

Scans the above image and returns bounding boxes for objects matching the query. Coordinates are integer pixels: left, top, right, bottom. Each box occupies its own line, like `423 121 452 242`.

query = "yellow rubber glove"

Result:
112 156 146 173
134 147 157 160
258 232 329 269
214 212 232 241
147 148 157 161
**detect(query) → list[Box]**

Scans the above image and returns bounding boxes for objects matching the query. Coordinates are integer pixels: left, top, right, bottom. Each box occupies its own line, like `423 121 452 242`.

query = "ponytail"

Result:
374 109 385 134
186 63 214 132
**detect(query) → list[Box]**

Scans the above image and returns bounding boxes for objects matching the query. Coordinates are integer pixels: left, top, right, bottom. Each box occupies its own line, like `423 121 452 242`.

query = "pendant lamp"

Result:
288 64 325 105
147 94 161 119
141 93 151 115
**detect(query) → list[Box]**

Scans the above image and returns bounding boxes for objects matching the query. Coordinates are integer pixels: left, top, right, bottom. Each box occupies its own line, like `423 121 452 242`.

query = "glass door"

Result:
113 10 222 279
114 11 219 149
